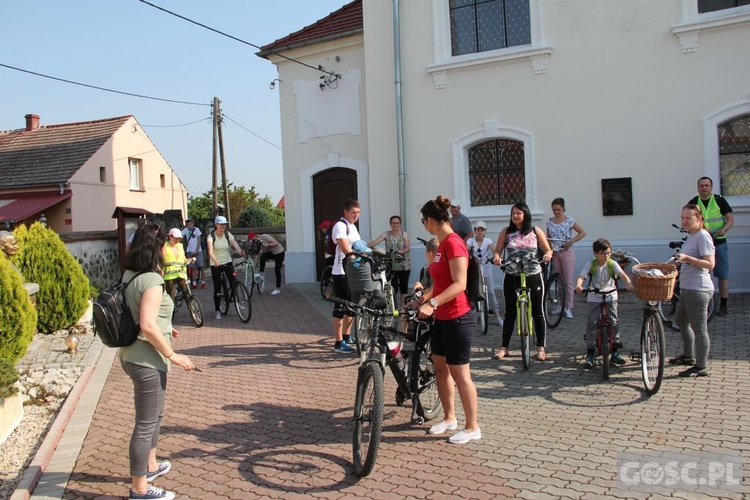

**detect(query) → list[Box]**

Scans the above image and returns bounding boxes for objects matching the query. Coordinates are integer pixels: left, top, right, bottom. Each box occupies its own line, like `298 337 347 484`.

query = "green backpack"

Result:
588 258 617 286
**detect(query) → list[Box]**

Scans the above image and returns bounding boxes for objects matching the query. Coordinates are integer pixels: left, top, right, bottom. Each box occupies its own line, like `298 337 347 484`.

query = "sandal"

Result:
494 347 509 359
668 354 695 366
537 347 547 361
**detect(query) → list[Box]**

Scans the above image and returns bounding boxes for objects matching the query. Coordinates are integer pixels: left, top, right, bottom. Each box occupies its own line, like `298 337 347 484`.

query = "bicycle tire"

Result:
600 324 610 381
354 313 370 356
545 273 565 329
219 277 230 315
707 294 717 324
476 299 489 336
233 282 252 323
245 263 254 300
519 299 531 371
320 266 334 300
256 275 265 294
641 312 665 395
415 335 442 421
186 295 204 327
352 361 383 477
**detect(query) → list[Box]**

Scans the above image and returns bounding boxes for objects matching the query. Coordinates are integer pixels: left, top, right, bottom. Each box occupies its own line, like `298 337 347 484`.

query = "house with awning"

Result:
0 114 188 233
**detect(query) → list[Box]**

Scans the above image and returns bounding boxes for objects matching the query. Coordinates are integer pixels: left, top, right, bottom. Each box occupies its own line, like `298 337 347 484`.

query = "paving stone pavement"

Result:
26 282 750 499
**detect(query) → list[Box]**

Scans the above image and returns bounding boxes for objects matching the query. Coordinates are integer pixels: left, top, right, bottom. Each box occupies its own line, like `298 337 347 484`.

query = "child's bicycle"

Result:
580 287 621 381
499 254 539 371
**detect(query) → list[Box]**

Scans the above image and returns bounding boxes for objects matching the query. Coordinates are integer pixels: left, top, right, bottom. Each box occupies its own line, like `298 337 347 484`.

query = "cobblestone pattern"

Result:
60 283 749 499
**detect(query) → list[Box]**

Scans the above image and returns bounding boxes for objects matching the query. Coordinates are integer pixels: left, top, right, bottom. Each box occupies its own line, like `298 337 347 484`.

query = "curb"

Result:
9 364 95 500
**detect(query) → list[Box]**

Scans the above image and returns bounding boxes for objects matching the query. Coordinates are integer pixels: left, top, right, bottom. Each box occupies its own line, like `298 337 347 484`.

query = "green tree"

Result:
13 223 89 333
188 184 284 227
0 256 36 364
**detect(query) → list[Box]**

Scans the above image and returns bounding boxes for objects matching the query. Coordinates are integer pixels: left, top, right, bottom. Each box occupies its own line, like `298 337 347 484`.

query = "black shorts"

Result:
430 308 476 365
332 274 355 319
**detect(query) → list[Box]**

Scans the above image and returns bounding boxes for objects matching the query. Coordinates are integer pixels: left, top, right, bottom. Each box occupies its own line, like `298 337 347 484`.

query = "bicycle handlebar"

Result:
326 296 397 318
580 287 620 296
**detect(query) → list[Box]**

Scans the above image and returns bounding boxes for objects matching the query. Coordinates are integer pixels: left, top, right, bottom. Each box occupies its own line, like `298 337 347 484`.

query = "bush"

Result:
0 357 20 399
239 204 273 228
0 256 36 364
13 223 90 333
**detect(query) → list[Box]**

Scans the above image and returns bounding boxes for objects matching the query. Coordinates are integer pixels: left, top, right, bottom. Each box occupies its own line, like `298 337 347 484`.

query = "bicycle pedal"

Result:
629 350 640 362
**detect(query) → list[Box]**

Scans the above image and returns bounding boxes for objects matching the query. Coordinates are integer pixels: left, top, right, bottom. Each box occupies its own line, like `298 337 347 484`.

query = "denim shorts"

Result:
714 242 729 279
430 308 476 365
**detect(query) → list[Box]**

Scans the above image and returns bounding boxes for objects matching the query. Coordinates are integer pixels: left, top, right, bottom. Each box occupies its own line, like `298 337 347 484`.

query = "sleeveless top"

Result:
162 242 187 281
505 229 542 276
385 232 410 271
546 216 576 252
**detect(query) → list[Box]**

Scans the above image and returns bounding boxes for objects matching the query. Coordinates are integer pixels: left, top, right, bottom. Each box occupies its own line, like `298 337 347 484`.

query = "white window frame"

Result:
452 120 540 222
129 158 143 191
704 101 750 208
427 0 551 89
672 0 750 53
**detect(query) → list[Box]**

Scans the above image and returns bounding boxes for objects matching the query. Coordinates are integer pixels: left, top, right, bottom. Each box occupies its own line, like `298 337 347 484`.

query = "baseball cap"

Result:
247 232 257 240
318 220 331 230
168 228 183 239
450 199 462 208
215 216 228 225
185 216 194 222
352 240 372 254
474 221 487 230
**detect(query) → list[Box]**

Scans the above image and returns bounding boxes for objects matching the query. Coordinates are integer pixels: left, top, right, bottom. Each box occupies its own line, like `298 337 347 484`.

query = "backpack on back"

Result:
466 249 485 302
324 218 349 256
92 272 145 348
587 258 617 287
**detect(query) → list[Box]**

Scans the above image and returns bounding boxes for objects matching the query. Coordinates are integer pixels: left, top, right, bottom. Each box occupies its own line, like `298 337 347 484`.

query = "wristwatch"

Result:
429 298 438 310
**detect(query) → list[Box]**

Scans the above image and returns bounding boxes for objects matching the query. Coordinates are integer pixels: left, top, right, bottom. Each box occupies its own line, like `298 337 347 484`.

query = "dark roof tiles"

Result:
0 115 131 189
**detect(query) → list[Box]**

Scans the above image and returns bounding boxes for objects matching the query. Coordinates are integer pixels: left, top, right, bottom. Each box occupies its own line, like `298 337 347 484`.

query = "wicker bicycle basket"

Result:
631 262 678 302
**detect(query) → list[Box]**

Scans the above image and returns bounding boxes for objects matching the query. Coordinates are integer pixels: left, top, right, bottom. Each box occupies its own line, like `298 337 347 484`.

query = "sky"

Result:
0 0 349 204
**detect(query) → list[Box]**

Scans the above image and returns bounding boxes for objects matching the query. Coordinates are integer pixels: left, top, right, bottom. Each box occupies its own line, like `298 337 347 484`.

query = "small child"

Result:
413 237 439 293
575 238 633 369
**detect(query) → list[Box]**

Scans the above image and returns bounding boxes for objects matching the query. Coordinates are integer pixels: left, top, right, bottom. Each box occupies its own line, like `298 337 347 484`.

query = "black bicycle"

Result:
330 295 440 476
173 285 204 327
216 264 252 323
542 254 565 329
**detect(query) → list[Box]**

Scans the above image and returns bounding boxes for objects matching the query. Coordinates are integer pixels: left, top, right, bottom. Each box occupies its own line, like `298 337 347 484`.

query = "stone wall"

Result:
61 232 120 290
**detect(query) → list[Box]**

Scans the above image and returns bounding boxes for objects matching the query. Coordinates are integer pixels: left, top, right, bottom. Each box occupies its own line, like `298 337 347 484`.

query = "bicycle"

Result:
239 255 265 298
328 295 441 477
580 287 620 381
173 283 204 327
657 224 717 331
319 264 334 300
619 251 670 395
467 246 490 336
499 254 538 371
215 263 252 323
543 238 567 329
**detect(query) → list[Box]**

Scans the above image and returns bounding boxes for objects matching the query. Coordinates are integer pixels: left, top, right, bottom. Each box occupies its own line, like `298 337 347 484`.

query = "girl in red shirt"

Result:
416 196 480 445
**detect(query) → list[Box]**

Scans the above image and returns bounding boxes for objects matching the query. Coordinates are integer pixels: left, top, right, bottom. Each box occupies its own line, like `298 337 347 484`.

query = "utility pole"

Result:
211 97 231 225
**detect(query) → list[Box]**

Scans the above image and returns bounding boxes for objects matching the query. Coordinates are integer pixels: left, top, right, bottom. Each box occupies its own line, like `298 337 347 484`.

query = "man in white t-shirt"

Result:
331 198 361 353
181 217 205 289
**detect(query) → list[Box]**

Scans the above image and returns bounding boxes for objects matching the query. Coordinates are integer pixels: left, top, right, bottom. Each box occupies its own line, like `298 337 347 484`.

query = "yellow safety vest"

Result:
701 195 727 241
163 242 187 280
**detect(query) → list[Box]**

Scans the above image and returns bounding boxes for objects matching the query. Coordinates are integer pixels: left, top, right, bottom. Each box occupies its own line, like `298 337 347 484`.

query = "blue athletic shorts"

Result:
713 242 729 279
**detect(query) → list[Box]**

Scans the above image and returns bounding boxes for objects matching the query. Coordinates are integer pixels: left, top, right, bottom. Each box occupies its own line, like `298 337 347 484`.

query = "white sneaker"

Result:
564 309 574 319
428 419 458 435
271 289 281 295
448 428 482 444
215 311 222 320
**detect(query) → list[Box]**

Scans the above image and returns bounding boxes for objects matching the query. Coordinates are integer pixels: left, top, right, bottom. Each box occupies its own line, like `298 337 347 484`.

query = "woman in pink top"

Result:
415 195 480 445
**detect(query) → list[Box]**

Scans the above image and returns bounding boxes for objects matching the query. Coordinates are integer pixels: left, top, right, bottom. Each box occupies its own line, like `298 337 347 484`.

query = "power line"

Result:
137 0 339 78
140 117 211 128
0 62 210 107
222 114 281 150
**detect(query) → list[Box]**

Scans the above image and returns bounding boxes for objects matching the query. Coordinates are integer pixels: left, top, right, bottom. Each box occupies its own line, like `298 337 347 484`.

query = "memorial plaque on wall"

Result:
601 177 633 216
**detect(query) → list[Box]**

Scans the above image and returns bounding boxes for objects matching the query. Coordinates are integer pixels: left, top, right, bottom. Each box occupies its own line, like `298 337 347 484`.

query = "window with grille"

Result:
699 0 750 13
450 0 531 56
468 139 525 206
718 114 750 196
129 158 142 191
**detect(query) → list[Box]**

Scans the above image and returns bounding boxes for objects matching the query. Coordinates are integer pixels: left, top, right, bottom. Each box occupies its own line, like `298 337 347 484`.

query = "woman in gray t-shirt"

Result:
670 204 715 377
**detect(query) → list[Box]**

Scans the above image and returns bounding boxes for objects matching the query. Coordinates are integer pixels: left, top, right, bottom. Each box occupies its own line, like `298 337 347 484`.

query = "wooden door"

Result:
313 168 357 276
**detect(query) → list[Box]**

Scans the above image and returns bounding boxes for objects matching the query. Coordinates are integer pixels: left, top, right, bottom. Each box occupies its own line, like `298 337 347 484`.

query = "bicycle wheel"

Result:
320 266 334 300
245 265 254 300
354 314 370 356
707 294 717 324
186 295 204 327
352 361 383 477
233 282 252 323
475 299 488 336
600 324 610 381
545 274 565 329
519 300 531 371
641 312 665 395
415 336 442 422
658 296 679 332
219 277 230 315
256 275 265 294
